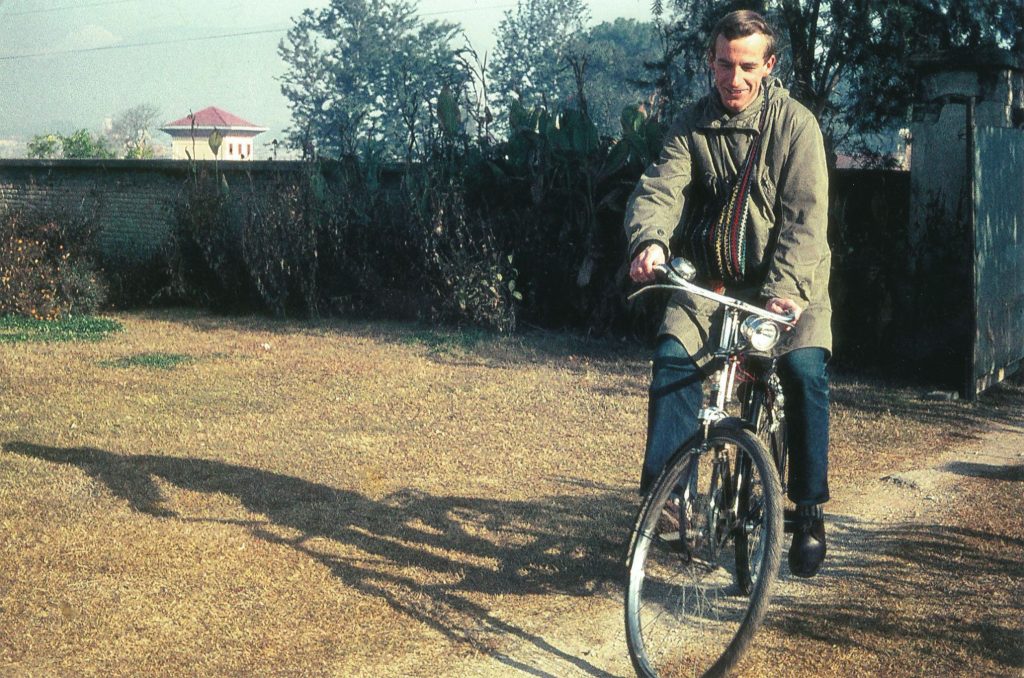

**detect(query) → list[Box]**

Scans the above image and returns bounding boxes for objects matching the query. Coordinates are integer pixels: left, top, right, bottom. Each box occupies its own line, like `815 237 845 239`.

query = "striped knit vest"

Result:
687 90 770 285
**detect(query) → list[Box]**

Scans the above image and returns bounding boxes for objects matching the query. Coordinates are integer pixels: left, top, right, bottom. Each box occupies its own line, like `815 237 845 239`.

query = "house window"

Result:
229 143 234 156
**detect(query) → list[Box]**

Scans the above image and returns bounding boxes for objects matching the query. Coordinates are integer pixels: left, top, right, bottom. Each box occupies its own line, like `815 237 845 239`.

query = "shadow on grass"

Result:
830 368 1024 437
119 311 1024 421
5 441 634 678
121 308 649 378
10 441 1023 674
943 460 1024 482
767 514 1024 673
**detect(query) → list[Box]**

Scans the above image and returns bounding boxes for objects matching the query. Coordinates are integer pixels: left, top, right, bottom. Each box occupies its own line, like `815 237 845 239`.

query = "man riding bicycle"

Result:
625 9 830 578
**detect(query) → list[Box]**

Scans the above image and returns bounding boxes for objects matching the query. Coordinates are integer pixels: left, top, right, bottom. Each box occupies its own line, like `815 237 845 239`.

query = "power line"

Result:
421 4 515 18
3 0 141 16
0 27 285 61
1 0 515 19
0 2 518 62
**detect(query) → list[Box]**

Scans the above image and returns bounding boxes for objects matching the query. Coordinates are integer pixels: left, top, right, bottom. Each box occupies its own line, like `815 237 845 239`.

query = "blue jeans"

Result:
640 336 830 506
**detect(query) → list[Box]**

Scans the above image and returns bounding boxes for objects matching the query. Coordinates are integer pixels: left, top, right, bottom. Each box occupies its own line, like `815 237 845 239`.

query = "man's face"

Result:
710 33 776 114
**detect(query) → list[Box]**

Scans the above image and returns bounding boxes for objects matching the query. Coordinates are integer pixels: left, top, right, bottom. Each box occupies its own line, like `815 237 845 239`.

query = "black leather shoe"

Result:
788 504 826 578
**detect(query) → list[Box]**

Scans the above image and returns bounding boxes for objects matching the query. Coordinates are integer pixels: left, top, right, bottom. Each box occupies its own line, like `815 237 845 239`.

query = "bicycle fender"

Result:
710 417 756 434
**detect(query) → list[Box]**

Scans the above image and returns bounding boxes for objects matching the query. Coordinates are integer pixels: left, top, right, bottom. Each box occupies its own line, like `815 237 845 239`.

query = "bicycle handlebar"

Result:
627 262 796 330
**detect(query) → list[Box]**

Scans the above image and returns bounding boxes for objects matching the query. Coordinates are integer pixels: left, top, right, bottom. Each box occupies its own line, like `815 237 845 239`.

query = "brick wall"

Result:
0 159 385 268
1 159 920 371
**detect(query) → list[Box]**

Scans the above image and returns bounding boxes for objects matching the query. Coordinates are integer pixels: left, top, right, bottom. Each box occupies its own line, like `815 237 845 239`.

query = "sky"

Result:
0 0 655 157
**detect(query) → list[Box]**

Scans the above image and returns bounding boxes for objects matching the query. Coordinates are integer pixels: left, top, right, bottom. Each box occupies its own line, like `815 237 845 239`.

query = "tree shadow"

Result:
767 514 1024 673
5 441 633 677
830 368 1024 434
121 308 648 380
942 460 1024 482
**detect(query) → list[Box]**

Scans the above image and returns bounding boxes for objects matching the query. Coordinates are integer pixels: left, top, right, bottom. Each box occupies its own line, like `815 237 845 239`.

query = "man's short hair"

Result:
707 10 777 62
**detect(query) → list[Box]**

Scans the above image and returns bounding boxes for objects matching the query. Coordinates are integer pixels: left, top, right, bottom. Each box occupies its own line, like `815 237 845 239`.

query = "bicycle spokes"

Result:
625 428 784 678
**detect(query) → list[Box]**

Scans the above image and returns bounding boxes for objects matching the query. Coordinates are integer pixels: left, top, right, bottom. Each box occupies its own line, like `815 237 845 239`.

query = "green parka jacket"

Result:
625 77 831 368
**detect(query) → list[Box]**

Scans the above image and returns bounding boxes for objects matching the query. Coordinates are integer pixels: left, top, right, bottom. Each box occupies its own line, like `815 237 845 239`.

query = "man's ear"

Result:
764 54 777 74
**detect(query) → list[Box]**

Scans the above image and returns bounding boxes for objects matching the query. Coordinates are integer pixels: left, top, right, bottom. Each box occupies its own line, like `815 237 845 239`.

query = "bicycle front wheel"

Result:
625 427 784 678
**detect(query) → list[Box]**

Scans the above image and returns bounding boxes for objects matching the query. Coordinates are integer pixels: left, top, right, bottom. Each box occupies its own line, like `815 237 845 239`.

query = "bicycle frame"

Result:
628 258 793 441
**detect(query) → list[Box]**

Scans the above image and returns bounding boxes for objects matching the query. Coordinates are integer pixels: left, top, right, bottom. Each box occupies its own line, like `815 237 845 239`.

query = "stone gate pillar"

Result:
906 48 1023 392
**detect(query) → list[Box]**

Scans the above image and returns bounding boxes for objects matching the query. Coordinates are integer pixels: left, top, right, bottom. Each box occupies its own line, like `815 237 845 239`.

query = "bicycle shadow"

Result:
5 441 632 678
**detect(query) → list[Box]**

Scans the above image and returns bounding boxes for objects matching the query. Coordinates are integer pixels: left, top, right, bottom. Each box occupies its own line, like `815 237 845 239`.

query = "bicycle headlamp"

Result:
740 316 781 351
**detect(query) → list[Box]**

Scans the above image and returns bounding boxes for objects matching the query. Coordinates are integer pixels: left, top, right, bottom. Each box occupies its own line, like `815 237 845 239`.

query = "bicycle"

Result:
623 257 794 678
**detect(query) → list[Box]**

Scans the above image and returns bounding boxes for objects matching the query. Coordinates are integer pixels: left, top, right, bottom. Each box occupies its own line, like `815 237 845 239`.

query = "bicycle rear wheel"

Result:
625 427 784 678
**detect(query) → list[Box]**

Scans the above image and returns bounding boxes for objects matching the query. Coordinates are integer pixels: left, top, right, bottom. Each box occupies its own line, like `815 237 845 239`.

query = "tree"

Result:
60 130 116 159
655 0 1024 161
837 0 1022 148
278 0 467 160
26 130 115 159
107 104 161 159
490 0 590 118
575 19 662 137
26 134 61 159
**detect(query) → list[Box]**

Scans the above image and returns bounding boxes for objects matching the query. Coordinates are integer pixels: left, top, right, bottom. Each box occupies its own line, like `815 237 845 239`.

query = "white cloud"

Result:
57 24 120 52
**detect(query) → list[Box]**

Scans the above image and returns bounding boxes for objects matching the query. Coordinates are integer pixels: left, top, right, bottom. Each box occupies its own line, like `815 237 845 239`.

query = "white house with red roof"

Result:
159 106 267 161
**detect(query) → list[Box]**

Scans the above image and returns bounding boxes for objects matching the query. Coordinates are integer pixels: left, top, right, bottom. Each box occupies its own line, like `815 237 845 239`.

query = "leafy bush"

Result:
312 156 520 331
314 159 427 319
407 166 520 332
241 167 322 318
163 166 258 311
164 161 376 318
157 98 666 336
454 101 664 336
162 157 519 331
102 250 170 309
0 206 107 319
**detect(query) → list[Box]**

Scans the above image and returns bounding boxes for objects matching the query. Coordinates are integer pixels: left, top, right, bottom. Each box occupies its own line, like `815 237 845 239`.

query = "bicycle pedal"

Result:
657 533 689 556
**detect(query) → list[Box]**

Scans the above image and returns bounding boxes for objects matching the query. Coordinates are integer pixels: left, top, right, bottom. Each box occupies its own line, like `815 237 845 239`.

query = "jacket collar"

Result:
696 77 785 132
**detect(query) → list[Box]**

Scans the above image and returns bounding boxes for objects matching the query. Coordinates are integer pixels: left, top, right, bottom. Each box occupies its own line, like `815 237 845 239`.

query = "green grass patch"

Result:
399 326 496 355
0 315 123 343
101 352 193 370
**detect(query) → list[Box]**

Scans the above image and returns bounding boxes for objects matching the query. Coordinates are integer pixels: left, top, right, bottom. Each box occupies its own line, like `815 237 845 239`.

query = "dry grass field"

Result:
1 309 1021 677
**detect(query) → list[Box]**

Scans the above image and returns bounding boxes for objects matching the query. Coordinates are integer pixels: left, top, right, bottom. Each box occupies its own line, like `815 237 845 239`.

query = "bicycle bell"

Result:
667 257 697 282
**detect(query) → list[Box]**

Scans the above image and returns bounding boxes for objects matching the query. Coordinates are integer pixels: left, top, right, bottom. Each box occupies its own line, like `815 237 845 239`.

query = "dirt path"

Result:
449 419 1024 677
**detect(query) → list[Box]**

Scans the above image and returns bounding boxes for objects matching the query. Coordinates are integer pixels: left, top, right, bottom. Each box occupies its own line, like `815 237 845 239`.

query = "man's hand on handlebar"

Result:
766 297 803 323
629 244 666 284
629 248 802 325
